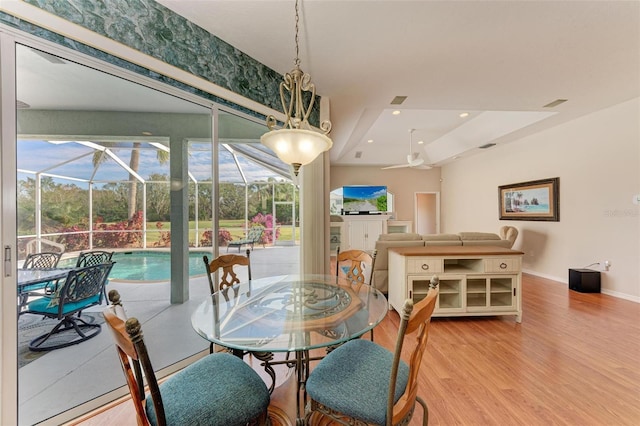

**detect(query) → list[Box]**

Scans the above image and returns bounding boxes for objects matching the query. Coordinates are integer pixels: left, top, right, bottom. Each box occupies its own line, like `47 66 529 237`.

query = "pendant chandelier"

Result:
260 0 333 176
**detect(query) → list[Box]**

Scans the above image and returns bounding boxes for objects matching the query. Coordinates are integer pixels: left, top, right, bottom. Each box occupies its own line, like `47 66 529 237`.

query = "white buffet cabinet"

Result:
388 246 524 322
341 215 391 252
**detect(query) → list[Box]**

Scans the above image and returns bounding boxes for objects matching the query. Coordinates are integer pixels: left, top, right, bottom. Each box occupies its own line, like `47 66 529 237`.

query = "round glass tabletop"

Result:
191 274 388 352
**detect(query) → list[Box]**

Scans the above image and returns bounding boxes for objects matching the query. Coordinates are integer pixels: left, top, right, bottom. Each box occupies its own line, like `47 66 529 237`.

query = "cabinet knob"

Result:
500 262 508 269
421 264 430 270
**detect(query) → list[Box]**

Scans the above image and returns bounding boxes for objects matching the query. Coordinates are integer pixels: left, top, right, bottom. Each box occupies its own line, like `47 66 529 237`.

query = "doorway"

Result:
414 192 440 235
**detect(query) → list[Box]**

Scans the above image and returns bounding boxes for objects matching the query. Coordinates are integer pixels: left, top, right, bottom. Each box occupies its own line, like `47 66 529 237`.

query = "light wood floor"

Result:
69 273 640 425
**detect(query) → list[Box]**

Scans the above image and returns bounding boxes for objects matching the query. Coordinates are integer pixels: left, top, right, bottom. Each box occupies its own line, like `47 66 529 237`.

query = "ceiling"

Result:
154 0 639 168
15 1 640 170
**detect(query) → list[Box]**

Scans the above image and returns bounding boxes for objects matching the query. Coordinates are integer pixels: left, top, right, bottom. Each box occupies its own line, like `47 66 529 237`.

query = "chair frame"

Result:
19 251 64 314
76 250 114 300
306 277 439 426
103 290 270 426
335 247 377 285
227 226 265 252
202 250 251 354
76 250 114 267
335 248 377 340
25 262 114 351
203 249 252 295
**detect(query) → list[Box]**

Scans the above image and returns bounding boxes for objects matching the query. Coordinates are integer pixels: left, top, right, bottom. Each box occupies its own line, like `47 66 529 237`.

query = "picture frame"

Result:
499 177 559 221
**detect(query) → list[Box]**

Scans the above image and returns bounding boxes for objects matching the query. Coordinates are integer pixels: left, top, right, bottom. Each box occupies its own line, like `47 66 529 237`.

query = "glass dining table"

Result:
191 274 388 419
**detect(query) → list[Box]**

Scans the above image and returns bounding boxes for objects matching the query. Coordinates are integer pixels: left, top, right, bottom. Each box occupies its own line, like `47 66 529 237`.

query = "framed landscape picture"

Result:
499 177 559 221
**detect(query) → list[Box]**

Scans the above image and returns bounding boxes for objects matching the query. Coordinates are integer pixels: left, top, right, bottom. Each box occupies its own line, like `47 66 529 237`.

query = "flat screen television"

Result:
342 185 388 214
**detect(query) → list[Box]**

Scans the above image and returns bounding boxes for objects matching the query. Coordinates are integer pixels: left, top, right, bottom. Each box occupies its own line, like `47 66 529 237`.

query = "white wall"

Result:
330 166 441 223
441 97 640 300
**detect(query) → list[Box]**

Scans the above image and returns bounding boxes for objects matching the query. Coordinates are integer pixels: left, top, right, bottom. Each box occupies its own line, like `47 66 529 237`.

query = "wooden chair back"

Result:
336 248 377 285
388 277 439 425
103 290 162 426
203 249 251 294
23 252 62 269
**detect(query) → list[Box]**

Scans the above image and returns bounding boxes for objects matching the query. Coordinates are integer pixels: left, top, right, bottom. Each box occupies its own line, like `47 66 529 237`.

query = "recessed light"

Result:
417 140 424 145
392 110 401 115
459 112 470 118
367 139 374 144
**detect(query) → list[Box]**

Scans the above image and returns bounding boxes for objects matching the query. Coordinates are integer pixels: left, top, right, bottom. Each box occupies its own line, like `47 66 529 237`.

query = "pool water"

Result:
60 251 210 281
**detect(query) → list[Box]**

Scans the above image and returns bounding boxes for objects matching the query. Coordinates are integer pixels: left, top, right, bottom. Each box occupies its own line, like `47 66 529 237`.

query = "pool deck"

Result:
18 245 300 426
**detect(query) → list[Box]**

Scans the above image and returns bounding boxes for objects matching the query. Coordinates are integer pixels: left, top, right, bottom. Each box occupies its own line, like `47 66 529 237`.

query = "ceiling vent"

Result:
543 99 568 108
479 143 496 149
355 151 363 159
390 96 407 105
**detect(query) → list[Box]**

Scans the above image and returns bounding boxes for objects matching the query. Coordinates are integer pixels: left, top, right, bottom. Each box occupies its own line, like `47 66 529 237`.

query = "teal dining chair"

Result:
103 290 271 426
305 277 439 426
25 262 114 351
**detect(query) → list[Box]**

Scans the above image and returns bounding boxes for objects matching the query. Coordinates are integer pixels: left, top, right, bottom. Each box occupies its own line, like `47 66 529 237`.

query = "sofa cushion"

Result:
374 240 425 271
463 239 512 248
378 233 422 241
422 233 461 241
458 232 501 241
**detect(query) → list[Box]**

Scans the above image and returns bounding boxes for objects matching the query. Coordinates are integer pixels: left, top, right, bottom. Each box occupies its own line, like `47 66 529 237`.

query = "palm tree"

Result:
93 142 169 220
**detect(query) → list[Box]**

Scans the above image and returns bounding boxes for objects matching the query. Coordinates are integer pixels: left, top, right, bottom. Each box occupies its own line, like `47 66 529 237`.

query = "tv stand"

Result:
340 215 391 251
388 246 524 322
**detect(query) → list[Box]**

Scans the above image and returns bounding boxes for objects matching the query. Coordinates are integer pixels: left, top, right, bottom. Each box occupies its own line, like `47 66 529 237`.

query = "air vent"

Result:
543 99 568 108
390 96 407 105
355 151 363 159
479 143 496 149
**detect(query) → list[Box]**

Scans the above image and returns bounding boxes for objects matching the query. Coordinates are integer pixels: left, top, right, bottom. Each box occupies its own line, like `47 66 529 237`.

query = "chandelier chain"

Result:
294 0 300 68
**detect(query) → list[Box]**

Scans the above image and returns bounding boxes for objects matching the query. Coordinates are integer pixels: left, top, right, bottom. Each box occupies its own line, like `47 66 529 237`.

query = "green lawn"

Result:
149 220 299 244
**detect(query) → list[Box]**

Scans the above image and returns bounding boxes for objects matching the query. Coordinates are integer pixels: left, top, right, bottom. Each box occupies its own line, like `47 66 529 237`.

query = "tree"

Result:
93 143 169 220
147 173 170 221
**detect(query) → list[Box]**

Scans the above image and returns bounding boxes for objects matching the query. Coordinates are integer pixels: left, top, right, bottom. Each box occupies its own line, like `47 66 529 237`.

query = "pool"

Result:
60 250 211 282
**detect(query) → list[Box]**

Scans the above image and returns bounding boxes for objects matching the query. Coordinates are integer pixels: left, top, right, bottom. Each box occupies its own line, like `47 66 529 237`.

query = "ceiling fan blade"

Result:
409 157 425 167
381 163 411 170
413 164 433 170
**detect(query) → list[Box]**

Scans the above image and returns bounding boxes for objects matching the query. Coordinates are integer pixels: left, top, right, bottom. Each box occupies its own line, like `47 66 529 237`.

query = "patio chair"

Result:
103 290 271 426
305 277 439 426
25 262 114 351
227 226 264 252
25 238 65 256
203 249 251 354
76 250 115 300
18 252 63 313
335 247 377 340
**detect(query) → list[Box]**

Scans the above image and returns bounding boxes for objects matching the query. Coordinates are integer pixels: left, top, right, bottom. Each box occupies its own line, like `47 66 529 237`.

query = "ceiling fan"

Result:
381 128 432 170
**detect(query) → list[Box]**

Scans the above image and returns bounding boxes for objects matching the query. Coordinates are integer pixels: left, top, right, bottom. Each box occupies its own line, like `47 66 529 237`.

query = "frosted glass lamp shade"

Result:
261 128 333 175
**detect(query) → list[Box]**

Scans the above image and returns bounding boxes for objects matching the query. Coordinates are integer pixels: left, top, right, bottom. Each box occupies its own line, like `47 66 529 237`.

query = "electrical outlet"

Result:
604 260 611 271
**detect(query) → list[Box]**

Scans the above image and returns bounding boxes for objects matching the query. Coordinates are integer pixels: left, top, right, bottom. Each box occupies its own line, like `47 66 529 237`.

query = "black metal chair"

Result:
76 250 114 267
76 250 114 300
25 262 114 351
19 252 64 313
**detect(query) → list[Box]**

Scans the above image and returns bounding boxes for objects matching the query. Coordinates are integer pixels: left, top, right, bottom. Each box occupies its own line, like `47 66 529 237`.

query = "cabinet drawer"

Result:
485 258 521 273
407 258 442 274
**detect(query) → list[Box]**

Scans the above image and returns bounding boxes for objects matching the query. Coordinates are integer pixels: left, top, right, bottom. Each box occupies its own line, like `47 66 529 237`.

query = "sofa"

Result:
372 226 518 293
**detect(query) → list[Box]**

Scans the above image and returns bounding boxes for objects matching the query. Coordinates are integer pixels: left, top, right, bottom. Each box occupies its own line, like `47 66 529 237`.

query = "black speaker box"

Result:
569 268 601 293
